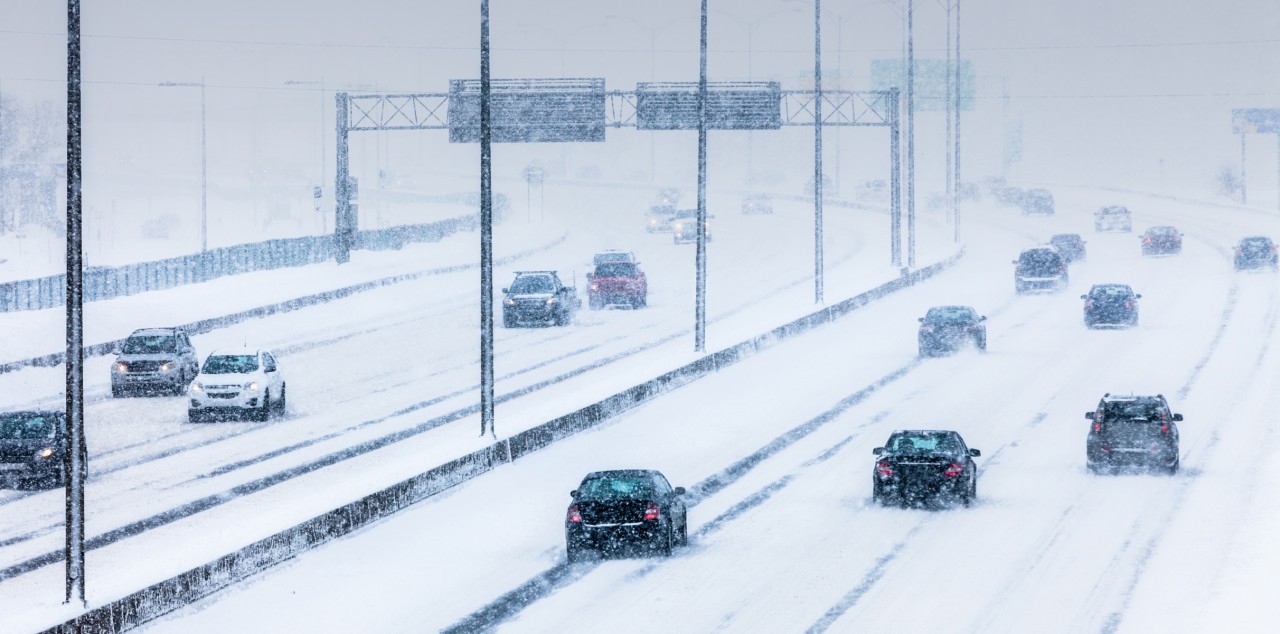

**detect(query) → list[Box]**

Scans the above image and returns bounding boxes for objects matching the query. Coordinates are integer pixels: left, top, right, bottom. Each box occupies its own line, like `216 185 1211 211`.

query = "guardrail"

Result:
0 191 505 313
38 248 963 634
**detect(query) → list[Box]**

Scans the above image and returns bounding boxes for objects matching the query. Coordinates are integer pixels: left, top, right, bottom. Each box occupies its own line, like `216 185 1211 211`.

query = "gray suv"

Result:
110 328 201 396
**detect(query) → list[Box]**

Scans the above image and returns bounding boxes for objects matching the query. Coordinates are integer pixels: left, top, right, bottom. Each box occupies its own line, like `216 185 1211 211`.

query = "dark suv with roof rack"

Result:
1085 394 1181 474
502 271 580 327
110 327 200 397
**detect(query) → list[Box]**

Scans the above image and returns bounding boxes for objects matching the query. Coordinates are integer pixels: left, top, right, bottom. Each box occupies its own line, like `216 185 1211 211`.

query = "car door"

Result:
262 352 283 394
654 474 685 529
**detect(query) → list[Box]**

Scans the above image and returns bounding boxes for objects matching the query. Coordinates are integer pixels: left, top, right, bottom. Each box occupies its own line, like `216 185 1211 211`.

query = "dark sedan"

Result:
918 305 987 356
1049 233 1087 263
1082 284 1140 328
566 469 688 561
1234 236 1278 271
1140 226 1183 256
0 411 66 489
872 430 980 507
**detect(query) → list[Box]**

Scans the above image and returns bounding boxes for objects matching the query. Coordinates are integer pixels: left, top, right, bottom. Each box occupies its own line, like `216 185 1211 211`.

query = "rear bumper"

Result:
566 522 664 549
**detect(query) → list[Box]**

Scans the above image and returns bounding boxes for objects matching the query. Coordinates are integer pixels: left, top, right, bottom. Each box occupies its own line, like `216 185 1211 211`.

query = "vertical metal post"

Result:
695 0 708 353
479 0 496 436
954 0 962 243
906 0 916 268
1276 134 1279 211
943 3 953 233
199 78 207 252
64 0 87 607
1240 133 1247 205
813 0 824 304
334 92 351 264
890 87 902 267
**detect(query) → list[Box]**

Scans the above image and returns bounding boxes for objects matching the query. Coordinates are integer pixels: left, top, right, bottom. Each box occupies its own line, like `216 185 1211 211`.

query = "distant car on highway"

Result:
1019 188 1055 215
918 306 987 356
1140 226 1183 256
592 250 637 267
645 204 677 233
1049 233 1087 263
1086 394 1181 474
1014 246 1068 293
565 469 688 561
588 261 647 309
188 348 286 423
872 430 980 507
741 193 773 215
1082 284 1140 328
672 209 712 244
1095 205 1132 232
994 186 1024 207
1233 236 1278 271
110 327 201 397
0 411 66 489
502 271 579 327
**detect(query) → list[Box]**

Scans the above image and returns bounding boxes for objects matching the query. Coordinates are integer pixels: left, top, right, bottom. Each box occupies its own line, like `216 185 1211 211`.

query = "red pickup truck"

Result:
588 261 647 309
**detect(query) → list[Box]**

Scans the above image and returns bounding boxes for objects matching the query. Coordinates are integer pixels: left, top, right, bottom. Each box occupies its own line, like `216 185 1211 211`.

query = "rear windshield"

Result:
1050 235 1080 244
1242 237 1272 249
890 433 960 454
1019 250 1061 268
203 355 259 374
924 307 975 323
123 334 176 354
595 263 638 277
578 476 654 500
1102 401 1165 421
0 414 58 439
1100 207 1128 216
1091 286 1133 298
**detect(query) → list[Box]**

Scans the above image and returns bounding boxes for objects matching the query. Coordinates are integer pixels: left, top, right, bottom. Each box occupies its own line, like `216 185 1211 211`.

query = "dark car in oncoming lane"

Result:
872 430 980 507
0 411 66 489
565 469 688 561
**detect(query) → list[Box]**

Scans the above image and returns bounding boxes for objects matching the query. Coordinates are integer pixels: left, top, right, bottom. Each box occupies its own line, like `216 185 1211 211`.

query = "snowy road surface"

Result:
124 187 1280 633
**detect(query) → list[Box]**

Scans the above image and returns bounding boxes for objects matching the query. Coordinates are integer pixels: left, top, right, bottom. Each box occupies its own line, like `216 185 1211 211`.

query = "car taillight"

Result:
1125 299 1134 309
1143 236 1152 244
876 461 893 477
943 463 964 477
920 325 934 333
566 505 582 523
1059 264 1066 274
644 502 661 521
1160 424 1169 433
1085 300 1095 309
1094 422 1102 432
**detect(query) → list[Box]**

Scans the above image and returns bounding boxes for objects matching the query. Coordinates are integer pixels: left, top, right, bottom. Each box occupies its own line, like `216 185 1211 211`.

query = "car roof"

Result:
583 469 663 480
1090 283 1133 290
207 347 262 357
1099 393 1166 403
1241 235 1272 243
1021 245 1060 255
926 305 976 314
513 270 557 276
129 327 180 336
1099 205 1129 212
1050 233 1082 240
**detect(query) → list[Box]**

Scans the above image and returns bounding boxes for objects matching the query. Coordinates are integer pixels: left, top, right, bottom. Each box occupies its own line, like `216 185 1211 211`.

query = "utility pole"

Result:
479 0 496 436
64 0 88 607
814 0 824 304
906 0 916 268
1240 133 1247 205
954 0 962 243
695 0 708 352
943 0 953 234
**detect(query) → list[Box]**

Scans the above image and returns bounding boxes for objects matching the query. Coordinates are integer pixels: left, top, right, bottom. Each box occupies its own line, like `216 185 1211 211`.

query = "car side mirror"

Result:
562 286 573 293
872 447 885 455
1135 294 1142 299
969 448 981 457
917 317 924 322
673 487 686 496
501 288 509 294
569 489 579 498
979 316 987 322
1080 295 1088 300
1085 412 1096 420
1173 413 1183 421
1011 260 1018 265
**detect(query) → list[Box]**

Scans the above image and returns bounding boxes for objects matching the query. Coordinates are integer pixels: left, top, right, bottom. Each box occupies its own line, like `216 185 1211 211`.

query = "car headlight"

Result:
159 362 173 372
675 223 684 231
590 283 598 291
191 382 203 392
245 381 260 391
37 448 55 459
546 298 558 305
114 362 127 373
505 298 515 305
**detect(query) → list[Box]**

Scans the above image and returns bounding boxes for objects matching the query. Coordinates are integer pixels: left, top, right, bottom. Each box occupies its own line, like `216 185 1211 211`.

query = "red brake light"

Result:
943 463 965 478
1143 236 1152 244
876 461 893 477
566 505 582 523
1126 299 1134 309
1160 424 1169 433
1093 422 1102 432
644 502 661 521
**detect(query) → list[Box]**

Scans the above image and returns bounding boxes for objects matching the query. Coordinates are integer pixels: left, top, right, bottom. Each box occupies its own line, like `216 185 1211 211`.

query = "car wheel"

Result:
188 409 203 424
173 369 187 396
255 392 271 422
1087 460 1102 475
1166 455 1180 475
658 523 674 557
962 477 976 507
589 297 603 310
679 518 689 546
976 336 987 352
276 384 287 415
112 385 124 398
503 313 516 328
566 541 590 563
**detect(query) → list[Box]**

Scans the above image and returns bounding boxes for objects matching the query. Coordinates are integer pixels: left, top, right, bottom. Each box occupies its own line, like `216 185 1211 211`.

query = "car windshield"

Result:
1103 401 1164 421
1091 286 1133 298
1020 250 1060 268
595 263 638 277
1242 238 1272 249
122 334 177 354
0 414 58 439
1101 207 1127 216
924 307 975 323
578 476 655 500
1148 227 1177 235
203 355 259 374
594 253 631 265
1050 235 1080 244
891 433 960 454
510 275 556 294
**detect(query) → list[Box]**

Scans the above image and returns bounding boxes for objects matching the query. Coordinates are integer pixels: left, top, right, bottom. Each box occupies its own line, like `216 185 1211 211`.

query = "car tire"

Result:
589 297 603 310
173 369 187 396
962 477 976 507
276 384 287 415
254 392 271 422
566 541 590 563
554 310 569 327
976 336 987 352
1087 460 1102 475
188 409 203 424
112 385 124 398
1166 455 1180 475
503 313 516 328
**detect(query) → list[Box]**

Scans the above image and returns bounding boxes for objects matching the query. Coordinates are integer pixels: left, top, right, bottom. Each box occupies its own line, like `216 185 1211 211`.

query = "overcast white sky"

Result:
2 0 1279 196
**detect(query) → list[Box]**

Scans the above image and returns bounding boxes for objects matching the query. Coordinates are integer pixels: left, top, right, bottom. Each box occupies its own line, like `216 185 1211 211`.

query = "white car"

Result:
188 347 286 422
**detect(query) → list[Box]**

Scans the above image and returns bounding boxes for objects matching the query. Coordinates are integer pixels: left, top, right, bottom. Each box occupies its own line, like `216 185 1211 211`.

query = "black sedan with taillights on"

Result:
872 430 980 507
565 469 688 561
1140 225 1183 256
918 305 987 356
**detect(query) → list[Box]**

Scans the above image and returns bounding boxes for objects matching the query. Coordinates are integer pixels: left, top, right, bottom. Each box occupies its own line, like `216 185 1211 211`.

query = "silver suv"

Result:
110 328 200 397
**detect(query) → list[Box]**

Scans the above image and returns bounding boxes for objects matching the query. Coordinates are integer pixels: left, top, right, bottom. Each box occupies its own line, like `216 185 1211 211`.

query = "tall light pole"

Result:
953 0 962 242
159 79 207 252
906 0 916 268
814 0 825 303
479 0 495 436
695 0 709 352
64 0 87 608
